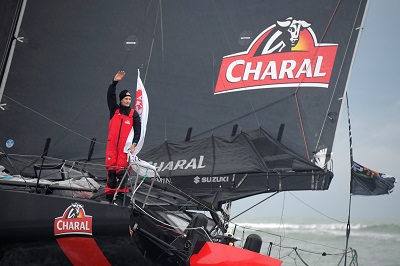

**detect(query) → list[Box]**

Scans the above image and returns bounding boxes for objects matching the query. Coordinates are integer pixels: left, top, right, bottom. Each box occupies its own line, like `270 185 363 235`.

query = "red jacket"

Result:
105 108 134 170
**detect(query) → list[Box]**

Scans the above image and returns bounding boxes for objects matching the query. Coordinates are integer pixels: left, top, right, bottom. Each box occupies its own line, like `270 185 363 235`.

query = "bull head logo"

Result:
256 17 311 55
66 203 83 219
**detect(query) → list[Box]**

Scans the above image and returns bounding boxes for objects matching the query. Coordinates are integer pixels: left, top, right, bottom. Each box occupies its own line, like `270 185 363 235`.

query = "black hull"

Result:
0 190 130 241
0 190 150 265
0 237 149 266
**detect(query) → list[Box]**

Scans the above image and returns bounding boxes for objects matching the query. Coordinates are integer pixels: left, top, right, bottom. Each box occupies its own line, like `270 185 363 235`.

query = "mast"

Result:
342 2 370 264
344 93 353 266
0 0 27 104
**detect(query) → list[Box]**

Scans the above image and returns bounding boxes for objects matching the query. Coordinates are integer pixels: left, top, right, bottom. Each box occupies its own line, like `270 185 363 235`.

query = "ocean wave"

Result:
233 222 400 239
235 222 400 230
359 223 400 233
236 222 354 230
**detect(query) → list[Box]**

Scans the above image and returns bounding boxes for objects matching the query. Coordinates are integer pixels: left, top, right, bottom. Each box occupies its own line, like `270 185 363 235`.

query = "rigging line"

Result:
271 242 346 256
143 0 160 84
246 90 261 127
314 0 366 153
230 222 282 239
209 50 218 134
294 248 310 266
229 191 279 221
120 0 153 70
293 0 342 96
318 0 342 44
131 174 211 213
137 176 326 217
0 149 21 176
159 0 167 142
287 246 345 256
344 92 354 266
295 94 310 160
0 0 27 104
292 0 343 160
10 155 113 173
191 94 292 139
279 191 286 239
166 182 218 214
134 203 213 242
14 155 48 176
210 48 243 135
211 0 233 53
177 198 208 214
234 223 345 252
160 0 164 61
2 94 102 144
156 224 185 236
129 173 215 215
288 192 346 223
135 184 202 214
210 0 260 129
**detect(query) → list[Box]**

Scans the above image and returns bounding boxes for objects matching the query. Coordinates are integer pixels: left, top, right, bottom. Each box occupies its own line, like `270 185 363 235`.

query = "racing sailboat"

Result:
0 0 369 265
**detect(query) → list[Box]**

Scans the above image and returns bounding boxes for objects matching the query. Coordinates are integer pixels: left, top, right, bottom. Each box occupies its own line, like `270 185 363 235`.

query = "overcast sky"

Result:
233 0 400 223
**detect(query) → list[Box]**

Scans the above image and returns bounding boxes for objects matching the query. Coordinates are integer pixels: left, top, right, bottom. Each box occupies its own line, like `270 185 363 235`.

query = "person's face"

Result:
121 96 131 107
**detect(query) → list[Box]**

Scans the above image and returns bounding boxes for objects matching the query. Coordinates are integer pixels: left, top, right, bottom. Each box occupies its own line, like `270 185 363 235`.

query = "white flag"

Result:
124 69 149 157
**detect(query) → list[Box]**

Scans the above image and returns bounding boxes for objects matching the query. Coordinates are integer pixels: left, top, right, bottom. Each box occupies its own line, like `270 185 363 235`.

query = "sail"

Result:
0 0 368 202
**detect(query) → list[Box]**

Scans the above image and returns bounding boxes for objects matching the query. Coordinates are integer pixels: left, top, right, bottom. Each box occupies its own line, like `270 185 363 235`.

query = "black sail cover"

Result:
141 128 332 203
0 0 368 204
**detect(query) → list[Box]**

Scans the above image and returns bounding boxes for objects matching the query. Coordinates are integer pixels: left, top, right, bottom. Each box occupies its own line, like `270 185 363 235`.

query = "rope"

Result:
294 95 310 160
230 192 279 221
210 0 260 130
314 0 365 154
0 147 21 176
294 247 310 266
134 203 213 242
291 0 344 160
191 94 292 139
228 220 345 252
348 248 358 266
1 94 99 144
288 192 346 223
143 0 160 84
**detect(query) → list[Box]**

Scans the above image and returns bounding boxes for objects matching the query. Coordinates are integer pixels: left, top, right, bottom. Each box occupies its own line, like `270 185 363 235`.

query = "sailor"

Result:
105 70 141 202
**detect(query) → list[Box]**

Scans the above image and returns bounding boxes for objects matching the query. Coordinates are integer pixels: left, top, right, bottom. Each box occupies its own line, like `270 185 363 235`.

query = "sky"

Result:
232 0 400 224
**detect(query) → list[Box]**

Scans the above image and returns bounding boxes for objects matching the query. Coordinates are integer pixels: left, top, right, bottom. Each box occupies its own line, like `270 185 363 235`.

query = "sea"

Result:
231 216 400 266
1 216 398 265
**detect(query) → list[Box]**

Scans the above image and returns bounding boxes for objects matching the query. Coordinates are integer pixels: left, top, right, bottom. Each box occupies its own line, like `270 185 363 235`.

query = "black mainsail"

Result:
0 0 369 265
1 0 367 190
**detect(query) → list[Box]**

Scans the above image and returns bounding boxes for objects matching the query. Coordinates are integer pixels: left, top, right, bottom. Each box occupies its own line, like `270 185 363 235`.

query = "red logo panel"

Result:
215 19 338 94
54 203 93 236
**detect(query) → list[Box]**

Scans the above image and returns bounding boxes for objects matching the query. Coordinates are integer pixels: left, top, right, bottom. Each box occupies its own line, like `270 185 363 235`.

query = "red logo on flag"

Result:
135 89 143 116
215 18 338 94
54 203 93 236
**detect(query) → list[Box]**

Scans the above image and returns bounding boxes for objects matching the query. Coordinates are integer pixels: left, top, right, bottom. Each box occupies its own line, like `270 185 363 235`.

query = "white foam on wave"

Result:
234 222 400 240
236 222 367 230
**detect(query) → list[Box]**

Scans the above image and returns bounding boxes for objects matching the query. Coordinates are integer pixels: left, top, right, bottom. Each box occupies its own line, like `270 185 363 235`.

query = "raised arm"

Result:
113 70 126 81
107 71 126 118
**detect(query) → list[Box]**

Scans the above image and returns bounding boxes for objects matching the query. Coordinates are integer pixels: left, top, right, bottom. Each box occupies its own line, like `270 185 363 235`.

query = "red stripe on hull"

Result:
190 242 282 266
57 237 111 266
